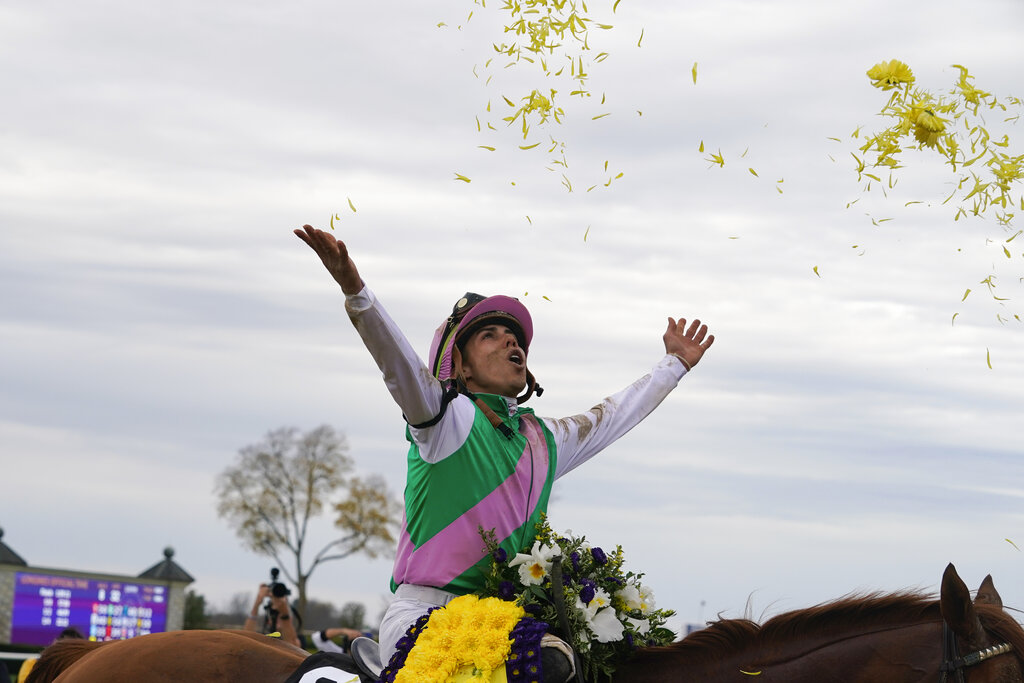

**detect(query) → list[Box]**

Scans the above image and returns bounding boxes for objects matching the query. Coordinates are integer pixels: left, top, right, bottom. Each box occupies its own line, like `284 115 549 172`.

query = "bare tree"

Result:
215 425 400 614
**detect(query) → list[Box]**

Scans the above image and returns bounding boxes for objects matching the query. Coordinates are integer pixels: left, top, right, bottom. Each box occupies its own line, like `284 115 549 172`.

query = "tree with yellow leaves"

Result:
215 425 401 615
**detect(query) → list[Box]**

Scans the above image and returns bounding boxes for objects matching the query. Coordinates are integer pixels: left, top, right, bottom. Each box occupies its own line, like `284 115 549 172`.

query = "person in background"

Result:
311 626 365 654
243 583 301 648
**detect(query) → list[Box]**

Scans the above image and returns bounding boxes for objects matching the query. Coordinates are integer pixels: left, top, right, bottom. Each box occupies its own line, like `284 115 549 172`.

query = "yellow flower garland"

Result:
394 595 526 683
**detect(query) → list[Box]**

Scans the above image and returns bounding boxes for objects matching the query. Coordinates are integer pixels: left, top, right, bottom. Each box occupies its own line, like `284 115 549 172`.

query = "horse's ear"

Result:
941 563 986 648
974 574 1002 608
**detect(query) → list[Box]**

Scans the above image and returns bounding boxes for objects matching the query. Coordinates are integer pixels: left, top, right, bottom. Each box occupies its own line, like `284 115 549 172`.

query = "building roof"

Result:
0 527 27 566
138 546 195 583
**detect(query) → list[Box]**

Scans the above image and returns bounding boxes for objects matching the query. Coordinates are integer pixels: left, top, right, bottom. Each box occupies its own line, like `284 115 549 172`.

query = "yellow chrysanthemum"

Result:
867 59 915 90
394 595 526 683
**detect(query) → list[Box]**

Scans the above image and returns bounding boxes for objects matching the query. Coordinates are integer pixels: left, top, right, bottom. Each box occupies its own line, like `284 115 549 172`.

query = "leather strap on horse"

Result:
550 555 584 679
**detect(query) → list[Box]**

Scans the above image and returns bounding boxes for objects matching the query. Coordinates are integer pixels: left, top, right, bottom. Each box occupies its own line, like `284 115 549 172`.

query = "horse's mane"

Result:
637 591 1024 667
25 639 106 683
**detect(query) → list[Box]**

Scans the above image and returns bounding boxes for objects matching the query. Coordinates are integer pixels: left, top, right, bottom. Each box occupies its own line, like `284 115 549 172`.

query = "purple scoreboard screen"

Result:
9 571 168 646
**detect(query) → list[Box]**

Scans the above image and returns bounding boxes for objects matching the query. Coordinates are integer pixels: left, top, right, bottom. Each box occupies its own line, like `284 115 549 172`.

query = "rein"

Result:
939 621 1015 683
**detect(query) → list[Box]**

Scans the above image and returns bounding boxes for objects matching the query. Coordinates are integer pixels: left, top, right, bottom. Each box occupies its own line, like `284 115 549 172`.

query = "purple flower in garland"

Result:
579 583 595 605
376 609 435 683
507 616 549 683
493 547 508 563
498 580 516 601
569 551 581 571
591 547 608 566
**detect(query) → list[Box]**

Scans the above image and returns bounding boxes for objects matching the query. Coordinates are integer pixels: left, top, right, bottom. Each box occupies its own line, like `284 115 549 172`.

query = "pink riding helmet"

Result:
428 293 534 383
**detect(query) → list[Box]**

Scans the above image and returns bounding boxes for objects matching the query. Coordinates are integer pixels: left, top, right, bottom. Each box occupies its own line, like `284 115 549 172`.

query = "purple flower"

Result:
570 551 581 571
579 583 595 605
493 547 508 563
591 547 608 565
498 580 516 601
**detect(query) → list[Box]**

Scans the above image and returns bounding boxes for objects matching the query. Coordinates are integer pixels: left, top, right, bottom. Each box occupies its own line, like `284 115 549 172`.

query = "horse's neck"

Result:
616 620 941 683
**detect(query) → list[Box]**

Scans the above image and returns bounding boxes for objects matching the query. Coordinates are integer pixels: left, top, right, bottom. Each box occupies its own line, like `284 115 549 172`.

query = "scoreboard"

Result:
9 571 168 646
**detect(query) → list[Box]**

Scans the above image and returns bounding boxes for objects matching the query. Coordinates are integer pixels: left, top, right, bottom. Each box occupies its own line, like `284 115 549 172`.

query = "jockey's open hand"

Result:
294 225 363 295
663 317 715 370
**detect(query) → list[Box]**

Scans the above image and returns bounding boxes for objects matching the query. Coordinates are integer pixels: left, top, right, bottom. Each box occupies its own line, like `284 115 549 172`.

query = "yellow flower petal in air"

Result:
748 168 758 177
813 266 821 277
347 198 357 212
986 349 992 369
637 28 644 47
1007 539 1021 551
454 173 472 183
866 59 915 90
692 62 698 84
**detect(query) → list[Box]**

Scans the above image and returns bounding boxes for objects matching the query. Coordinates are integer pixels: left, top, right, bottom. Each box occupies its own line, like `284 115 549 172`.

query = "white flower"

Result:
638 585 656 614
508 541 556 586
615 584 643 612
588 607 625 643
590 587 612 612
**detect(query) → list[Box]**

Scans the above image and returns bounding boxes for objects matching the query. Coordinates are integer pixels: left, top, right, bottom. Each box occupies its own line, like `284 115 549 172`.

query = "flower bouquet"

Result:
479 516 676 682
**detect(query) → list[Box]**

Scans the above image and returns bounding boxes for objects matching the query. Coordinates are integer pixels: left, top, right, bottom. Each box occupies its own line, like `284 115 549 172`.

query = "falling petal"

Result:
951 312 959 325
699 140 704 152
454 173 472 183
526 216 532 224
479 145 496 151
637 28 644 47
962 289 971 301
1007 539 1021 551
813 266 821 277
748 168 758 177
519 142 541 150
584 226 590 241
348 198 357 212
542 295 551 301
691 62 698 84
986 349 992 369
613 0 622 11
740 671 762 676
329 214 336 230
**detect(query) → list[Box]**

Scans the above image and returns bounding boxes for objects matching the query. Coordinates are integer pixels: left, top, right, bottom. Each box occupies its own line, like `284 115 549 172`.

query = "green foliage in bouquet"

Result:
479 516 676 682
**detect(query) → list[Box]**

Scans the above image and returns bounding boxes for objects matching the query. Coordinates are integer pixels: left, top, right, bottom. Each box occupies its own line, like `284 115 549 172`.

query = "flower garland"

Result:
379 594 548 683
479 517 676 682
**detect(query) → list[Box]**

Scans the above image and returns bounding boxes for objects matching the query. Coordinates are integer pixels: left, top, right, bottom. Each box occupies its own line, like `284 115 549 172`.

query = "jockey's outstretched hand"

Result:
294 225 363 295
663 317 715 371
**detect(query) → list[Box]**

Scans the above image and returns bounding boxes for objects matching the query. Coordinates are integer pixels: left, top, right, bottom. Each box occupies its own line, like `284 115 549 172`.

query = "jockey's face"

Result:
460 324 528 398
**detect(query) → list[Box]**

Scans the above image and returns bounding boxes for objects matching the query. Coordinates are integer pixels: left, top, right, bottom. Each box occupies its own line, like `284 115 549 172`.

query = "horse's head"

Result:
941 563 1024 683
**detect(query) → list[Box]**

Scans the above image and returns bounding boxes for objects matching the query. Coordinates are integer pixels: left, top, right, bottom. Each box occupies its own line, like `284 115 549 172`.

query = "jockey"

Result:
294 225 715 679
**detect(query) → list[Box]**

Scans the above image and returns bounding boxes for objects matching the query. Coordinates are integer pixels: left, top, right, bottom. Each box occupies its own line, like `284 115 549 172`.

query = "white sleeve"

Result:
311 630 346 654
345 286 474 463
543 355 688 479
344 286 443 426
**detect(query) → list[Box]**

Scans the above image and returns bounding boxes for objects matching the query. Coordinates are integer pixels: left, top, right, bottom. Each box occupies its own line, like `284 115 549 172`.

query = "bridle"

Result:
940 621 1015 682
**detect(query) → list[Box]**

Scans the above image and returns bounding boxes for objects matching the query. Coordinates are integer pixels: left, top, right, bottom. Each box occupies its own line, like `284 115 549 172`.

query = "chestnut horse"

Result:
26 564 1024 683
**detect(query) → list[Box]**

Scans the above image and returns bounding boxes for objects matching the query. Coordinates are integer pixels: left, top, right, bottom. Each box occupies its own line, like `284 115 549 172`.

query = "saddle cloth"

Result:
282 652 360 683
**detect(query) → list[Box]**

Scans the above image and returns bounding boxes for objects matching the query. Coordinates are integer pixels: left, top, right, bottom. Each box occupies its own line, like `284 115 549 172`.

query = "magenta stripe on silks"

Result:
392 416 550 589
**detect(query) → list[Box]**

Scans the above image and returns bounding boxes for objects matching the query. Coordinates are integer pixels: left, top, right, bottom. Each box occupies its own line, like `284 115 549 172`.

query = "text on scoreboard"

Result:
9 571 168 646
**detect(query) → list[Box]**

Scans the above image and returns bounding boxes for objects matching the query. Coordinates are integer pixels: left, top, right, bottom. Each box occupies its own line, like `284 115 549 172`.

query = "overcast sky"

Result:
2 0 1023 633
